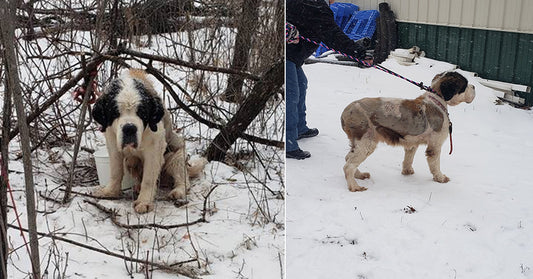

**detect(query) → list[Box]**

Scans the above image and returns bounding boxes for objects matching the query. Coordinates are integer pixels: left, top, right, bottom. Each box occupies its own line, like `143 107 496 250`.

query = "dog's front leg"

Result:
134 151 164 213
425 145 449 183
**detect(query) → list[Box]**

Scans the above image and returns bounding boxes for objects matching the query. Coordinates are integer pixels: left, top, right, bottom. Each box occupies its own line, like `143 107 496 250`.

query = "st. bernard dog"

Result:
92 69 207 213
341 71 475 191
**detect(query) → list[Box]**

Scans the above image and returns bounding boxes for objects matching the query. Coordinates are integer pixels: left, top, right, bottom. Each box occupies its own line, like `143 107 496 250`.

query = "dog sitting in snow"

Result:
92 69 207 213
341 71 475 191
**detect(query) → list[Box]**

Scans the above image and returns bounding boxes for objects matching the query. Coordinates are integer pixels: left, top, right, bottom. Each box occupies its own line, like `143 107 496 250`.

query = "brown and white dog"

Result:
92 69 207 213
341 71 475 191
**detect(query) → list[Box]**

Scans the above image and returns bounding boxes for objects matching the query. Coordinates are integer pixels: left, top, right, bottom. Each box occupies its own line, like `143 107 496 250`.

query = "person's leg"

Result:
296 66 309 134
285 60 301 153
286 61 311 159
295 66 319 139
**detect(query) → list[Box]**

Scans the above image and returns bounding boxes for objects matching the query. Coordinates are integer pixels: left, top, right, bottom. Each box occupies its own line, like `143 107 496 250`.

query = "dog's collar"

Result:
427 93 454 155
427 93 448 113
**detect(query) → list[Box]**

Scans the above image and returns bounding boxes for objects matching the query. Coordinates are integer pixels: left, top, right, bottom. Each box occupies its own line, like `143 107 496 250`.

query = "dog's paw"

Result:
402 168 415 175
348 185 368 192
355 171 371 180
168 187 186 200
133 199 154 213
433 174 450 183
92 186 121 198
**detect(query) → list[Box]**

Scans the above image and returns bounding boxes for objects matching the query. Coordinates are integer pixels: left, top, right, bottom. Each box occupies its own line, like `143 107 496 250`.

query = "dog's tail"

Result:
187 157 208 178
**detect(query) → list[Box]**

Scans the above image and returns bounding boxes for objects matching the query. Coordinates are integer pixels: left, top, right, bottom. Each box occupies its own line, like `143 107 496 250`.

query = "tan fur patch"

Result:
402 96 424 112
128 69 157 96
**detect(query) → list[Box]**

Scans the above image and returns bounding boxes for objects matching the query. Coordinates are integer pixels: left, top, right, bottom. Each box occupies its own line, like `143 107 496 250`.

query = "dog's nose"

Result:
122 123 137 136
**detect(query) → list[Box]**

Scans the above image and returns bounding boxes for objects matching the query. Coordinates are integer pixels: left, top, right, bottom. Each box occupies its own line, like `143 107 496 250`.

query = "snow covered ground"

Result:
286 56 533 278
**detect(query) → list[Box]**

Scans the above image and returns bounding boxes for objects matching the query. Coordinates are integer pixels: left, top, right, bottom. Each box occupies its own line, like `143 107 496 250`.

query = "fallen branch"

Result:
84 199 204 229
58 188 189 203
83 184 219 229
6 224 200 278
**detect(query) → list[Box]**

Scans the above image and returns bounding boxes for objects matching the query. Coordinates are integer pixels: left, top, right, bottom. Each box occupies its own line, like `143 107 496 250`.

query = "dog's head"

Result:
93 70 164 151
431 72 476 106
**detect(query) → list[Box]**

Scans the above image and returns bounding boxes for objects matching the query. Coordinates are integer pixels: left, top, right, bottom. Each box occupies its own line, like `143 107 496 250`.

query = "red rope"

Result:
0 156 32 257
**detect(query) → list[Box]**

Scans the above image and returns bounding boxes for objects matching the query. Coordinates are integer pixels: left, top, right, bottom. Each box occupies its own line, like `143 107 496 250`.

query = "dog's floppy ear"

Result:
92 96 108 132
439 78 458 101
437 72 468 101
148 96 164 132
92 80 121 132
134 79 164 132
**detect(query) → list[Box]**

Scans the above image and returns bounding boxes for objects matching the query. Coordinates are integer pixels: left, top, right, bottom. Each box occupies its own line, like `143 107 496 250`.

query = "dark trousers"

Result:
286 60 310 152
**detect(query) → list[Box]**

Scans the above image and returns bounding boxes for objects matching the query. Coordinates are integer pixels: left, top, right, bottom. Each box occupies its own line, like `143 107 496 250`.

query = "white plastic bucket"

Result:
94 147 135 190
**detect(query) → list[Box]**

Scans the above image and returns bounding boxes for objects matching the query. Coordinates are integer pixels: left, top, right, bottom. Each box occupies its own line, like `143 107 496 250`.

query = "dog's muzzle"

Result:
465 84 476 103
122 123 138 149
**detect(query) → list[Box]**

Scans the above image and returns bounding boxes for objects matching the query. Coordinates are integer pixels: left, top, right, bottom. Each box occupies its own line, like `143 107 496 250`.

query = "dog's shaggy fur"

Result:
341 71 475 191
92 69 207 213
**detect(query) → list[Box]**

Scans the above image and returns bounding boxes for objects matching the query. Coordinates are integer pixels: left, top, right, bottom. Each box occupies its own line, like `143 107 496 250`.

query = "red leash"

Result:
0 157 32 257
449 122 453 155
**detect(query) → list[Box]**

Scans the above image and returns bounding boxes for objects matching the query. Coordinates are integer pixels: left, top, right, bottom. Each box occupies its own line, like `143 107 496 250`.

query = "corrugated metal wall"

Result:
352 0 533 34
397 22 533 88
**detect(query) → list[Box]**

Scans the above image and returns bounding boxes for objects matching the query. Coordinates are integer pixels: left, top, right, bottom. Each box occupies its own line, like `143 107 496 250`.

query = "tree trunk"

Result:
222 0 261 103
206 60 283 161
0 58 11 279
0 1 41 277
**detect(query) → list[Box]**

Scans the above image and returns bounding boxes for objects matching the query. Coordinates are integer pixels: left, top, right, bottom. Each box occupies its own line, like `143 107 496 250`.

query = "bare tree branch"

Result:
141 63 284 149
206 60 284 161
121 47 260 81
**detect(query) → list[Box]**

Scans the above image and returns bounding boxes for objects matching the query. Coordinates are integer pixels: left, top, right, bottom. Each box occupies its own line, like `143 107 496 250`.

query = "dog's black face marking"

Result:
93 80 121 132
133 80 164 132
439 72 468 101
121 123 138 148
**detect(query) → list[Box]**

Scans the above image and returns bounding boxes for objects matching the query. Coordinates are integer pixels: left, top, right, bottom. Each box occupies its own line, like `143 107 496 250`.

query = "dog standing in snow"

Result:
341 71 475 191
92 69 207 213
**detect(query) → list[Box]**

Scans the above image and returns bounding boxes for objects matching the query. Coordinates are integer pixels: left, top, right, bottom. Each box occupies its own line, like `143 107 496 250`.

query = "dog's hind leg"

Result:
344 139 376 192
402 146 418 175
164 147 189 200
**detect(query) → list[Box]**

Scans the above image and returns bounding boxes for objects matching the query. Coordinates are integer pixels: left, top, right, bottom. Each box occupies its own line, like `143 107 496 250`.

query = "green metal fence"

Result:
397 22 533 104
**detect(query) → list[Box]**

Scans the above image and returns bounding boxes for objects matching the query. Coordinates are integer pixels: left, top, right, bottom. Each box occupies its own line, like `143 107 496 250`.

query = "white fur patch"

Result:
115 74 142 113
